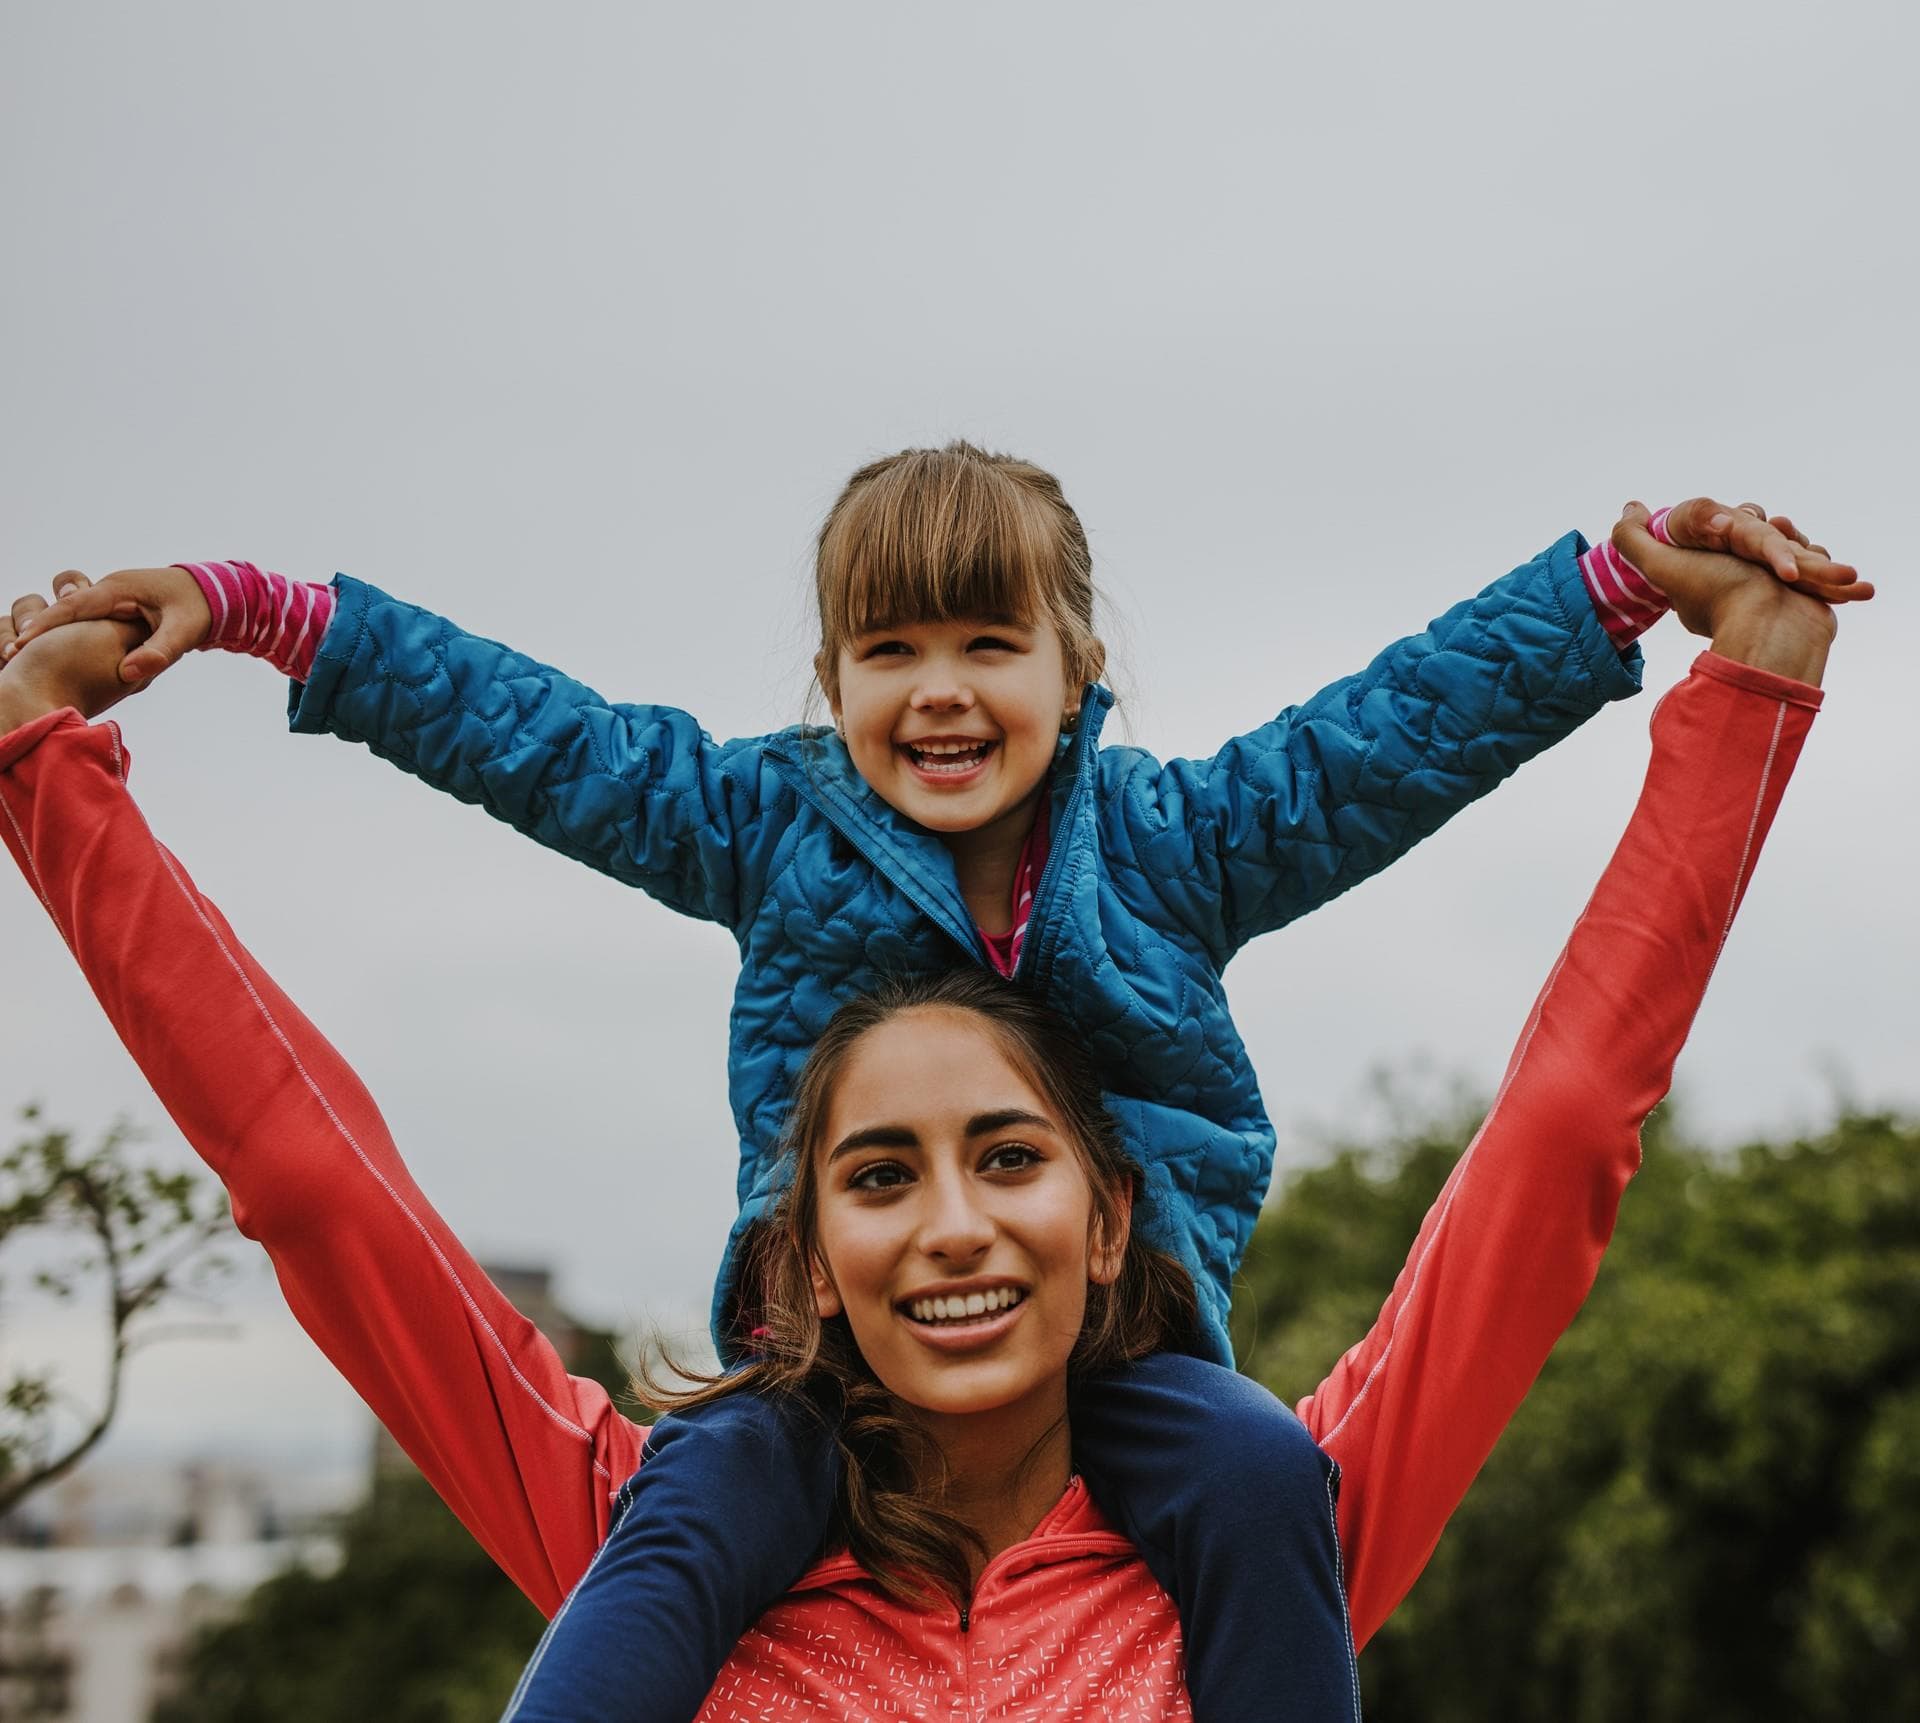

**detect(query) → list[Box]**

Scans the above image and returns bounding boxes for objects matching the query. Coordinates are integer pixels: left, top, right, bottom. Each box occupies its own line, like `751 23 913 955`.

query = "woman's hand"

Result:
1614 504 1846 687
1 566 211 685
0 591 151 735
1626 498 1868 605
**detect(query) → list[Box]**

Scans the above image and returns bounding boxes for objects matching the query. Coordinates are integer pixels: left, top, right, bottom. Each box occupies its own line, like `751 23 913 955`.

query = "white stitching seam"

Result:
500 1480 642 1721
1326 1461 1362 1723
1715 704 1785 966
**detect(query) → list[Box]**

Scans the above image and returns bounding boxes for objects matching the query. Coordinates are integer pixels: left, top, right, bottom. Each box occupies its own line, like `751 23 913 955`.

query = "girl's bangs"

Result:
825 469 1062 645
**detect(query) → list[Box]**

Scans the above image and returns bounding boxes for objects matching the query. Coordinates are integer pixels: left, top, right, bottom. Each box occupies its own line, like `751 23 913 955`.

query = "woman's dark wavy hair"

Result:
638 968 1200 1605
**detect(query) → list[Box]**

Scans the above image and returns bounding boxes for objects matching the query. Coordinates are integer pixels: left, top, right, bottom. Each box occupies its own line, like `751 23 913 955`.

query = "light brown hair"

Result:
812 441 1105 706
640 969 1198 1605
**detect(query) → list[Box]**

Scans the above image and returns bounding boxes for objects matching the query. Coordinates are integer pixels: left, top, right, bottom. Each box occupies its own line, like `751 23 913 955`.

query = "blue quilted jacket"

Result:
289 533 1640 1363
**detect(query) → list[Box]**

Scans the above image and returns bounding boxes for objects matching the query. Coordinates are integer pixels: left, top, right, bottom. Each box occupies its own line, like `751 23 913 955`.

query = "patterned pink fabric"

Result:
699 1479 1187 1722
979 791 1050 977
176 561 334 684
1578 505 1675 646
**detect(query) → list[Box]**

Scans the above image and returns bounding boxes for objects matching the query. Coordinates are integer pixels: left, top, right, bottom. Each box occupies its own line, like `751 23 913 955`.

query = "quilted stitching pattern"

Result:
291 534 1639 1365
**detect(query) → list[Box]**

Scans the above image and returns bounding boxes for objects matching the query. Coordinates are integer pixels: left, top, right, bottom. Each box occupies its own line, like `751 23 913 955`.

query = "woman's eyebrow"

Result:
965 1108 1054 1137
827 1124 919 1163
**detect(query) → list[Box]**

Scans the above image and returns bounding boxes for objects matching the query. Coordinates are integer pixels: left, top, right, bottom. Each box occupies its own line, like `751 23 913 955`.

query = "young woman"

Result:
0 530 1836 1718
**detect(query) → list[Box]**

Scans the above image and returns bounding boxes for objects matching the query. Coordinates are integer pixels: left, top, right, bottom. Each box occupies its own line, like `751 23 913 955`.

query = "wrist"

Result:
1706 584 1833 687
0 682 37 739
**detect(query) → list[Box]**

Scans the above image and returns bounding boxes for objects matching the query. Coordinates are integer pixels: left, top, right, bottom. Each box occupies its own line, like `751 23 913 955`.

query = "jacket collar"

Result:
787 1474 1135 1598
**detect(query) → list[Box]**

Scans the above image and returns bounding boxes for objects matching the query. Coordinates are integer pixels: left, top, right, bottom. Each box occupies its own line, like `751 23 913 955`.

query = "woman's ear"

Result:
810 1253 844 1319
1089 1180 1133 1288
815 650 840 720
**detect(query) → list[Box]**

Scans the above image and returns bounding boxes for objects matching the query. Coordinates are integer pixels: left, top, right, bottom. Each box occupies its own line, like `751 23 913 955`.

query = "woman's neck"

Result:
941 783 1044 936
918 1388 1073 1586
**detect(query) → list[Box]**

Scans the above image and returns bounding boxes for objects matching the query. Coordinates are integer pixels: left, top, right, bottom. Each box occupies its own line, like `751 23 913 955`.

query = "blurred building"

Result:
0 1260 596 1721
0 1463 337 1723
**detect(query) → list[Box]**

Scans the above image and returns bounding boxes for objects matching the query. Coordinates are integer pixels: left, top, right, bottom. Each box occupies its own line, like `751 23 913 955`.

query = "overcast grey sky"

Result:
3 2 1915 1476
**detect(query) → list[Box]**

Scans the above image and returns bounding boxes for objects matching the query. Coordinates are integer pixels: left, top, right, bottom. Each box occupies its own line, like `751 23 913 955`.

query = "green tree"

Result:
1234 1104 1920 1722
156 1322 631 1723
0 1108 229 1514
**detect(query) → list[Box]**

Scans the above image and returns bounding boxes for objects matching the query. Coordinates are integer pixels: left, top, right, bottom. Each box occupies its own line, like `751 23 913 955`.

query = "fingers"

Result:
1714 504 1803 583
1670 497 1865 594
5 579 134 659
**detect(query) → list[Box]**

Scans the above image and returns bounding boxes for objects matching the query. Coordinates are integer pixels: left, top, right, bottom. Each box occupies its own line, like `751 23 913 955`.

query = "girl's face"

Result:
830 615 1079 840
808 1006 1126 1435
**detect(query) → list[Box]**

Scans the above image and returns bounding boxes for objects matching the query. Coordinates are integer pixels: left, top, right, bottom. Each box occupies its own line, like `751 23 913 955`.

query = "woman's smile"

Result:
808 1005 1124 1427
898 1282 1032 1351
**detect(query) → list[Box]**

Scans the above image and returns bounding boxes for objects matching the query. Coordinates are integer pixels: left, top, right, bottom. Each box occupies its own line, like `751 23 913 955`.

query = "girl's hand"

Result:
2 566 211 684
1630 498 1867 604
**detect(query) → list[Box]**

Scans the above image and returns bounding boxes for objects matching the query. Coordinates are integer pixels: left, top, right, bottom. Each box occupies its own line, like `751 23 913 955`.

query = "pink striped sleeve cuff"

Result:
1578 506 1675 647
176 561 334 683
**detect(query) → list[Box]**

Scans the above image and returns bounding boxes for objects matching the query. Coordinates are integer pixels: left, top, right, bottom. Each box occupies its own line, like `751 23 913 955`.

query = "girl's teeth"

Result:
908 742 991 772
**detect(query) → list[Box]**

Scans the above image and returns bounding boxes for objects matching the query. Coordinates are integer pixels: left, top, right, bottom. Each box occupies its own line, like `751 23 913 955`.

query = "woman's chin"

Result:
861 1313 1079 1422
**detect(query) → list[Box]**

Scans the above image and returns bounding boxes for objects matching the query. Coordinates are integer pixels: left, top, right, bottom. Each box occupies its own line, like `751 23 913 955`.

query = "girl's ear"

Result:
1069 637 1108 722
1089 1179 1133 1288
810 1253 844 1319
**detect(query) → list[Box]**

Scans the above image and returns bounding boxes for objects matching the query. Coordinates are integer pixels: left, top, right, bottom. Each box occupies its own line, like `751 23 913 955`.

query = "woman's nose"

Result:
919 1172 994 1265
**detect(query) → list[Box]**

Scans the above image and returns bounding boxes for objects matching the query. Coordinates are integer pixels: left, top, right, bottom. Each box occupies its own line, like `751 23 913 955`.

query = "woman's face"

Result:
808 1005 1127 1431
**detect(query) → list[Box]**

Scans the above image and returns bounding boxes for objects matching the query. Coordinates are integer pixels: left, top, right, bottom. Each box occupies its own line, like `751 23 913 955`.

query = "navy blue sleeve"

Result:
288 576 780 930
1115 534 1644 961
501 1393 839 1723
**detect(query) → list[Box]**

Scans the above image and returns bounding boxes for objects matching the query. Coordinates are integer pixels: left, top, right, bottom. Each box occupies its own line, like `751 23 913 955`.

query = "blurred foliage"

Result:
155 1322 629 1723
1233 1101 1920 1723
0 1108 229 1514
152 1467 544 1723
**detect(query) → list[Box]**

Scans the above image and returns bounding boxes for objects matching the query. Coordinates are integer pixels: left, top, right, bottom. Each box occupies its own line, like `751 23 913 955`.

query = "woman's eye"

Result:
849 1160 912 1192
860 640 910 660
968 635 1018 654
983 1142 1042 1174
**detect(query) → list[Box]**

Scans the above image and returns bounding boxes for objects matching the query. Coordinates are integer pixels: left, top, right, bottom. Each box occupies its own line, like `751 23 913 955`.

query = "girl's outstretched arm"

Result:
1295 617 1825 1648
8 561 783 929
0 699 647 1616
1125 501 1855 963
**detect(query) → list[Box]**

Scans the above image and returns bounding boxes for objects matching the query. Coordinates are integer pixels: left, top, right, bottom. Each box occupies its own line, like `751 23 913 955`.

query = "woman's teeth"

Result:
907 1287 1026 1324
906 741 992 772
